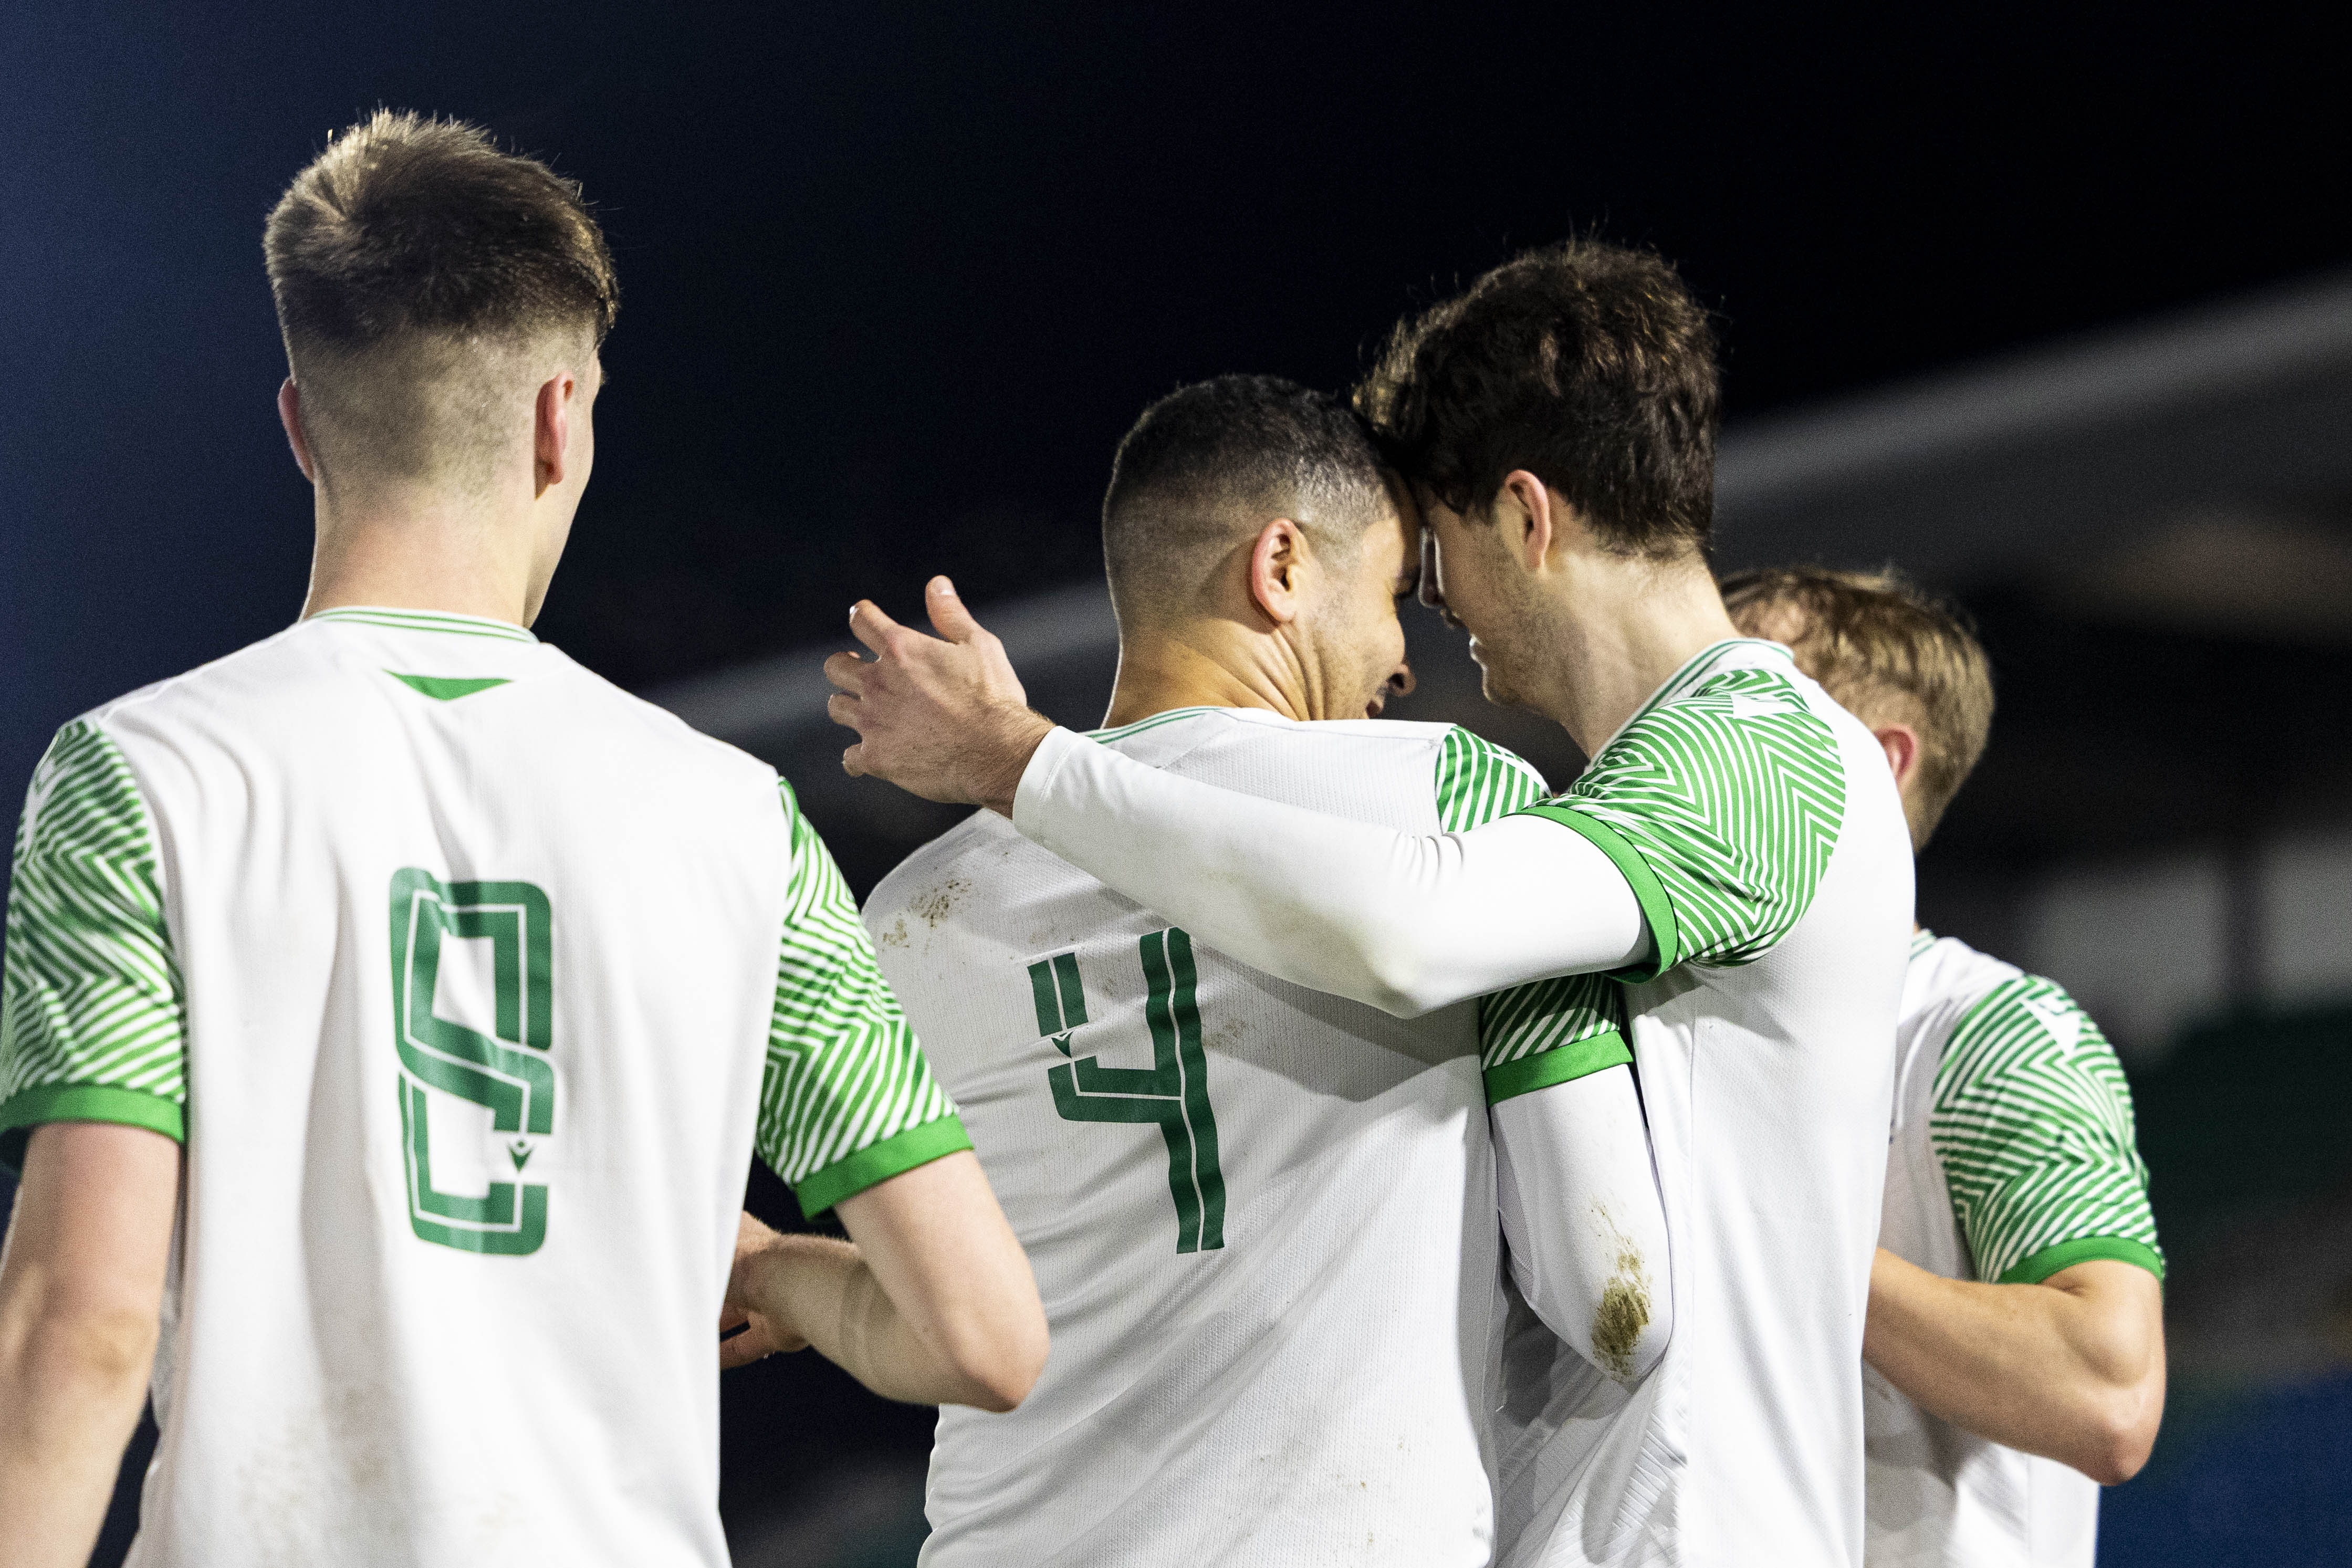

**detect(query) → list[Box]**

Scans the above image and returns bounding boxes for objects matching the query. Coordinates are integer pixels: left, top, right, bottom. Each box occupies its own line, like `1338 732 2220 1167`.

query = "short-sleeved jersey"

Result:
1488 640 1915 1568
0 608 963 1568
866 708 1600 1567
1866 931 2162 1568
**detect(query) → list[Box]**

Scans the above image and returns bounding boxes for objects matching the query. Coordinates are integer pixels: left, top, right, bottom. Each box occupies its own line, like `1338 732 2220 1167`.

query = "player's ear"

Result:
534 371 576 498
1499 471 1553 573
277 378 318 484
1874 723 1922 792
1248 518 1307 626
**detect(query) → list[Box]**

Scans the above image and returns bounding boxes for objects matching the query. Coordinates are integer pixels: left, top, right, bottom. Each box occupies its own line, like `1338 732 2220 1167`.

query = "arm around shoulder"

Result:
1014 728 1651 1014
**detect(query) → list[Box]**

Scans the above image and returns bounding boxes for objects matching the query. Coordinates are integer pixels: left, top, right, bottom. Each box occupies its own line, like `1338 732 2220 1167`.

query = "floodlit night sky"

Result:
2 3 2341 792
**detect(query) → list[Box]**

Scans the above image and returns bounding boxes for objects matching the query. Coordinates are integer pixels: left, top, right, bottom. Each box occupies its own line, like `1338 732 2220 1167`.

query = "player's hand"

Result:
720 1211 811 1369
825 577 1055 816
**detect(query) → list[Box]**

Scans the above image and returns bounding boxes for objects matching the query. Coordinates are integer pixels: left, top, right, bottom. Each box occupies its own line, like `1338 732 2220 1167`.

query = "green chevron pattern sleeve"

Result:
757 780 969 1216
0 720 188 1174
1931 977 2163 1285
1430 729 1634 1103
1434 725 1549 833
1513 666 1845 981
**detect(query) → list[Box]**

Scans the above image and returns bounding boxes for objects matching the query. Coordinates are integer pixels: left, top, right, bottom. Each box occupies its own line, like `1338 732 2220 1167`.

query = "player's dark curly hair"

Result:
1355 239 1719 559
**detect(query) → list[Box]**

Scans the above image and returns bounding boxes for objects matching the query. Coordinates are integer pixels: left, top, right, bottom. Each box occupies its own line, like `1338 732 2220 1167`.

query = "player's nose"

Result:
1388 663 1415 698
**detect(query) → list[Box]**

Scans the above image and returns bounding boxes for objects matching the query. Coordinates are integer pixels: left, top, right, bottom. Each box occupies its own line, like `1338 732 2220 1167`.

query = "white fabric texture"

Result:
879 708 1667 1567
1495 1068 1673 1387
74 614 795 1568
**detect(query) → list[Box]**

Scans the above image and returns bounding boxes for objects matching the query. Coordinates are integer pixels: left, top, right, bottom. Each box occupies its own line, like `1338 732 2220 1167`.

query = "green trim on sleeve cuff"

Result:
2000 1236 2166 1286
0 1083 187 1176
794 1114 975 1218
1483 1029 1634 1105
1512 804 1681 982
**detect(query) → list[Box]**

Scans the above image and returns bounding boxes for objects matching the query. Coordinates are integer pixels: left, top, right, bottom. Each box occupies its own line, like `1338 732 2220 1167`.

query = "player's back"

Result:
69 610 788 1567
869 707 1521 1567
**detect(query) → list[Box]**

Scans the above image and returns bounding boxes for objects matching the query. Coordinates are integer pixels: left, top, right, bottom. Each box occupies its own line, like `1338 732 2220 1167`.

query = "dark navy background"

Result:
2 4 2345 1560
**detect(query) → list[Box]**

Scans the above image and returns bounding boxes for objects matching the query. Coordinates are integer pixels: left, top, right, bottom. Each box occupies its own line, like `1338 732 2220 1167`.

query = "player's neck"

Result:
1101 624 1320 727
1538 557 1740 755
299 483 543 629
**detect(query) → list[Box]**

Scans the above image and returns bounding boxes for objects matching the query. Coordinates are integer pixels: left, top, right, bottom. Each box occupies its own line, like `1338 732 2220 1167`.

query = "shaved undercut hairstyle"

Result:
264 109 619 491
1720 566 1996 845
1101 374 1394 626
1356 238 1719 559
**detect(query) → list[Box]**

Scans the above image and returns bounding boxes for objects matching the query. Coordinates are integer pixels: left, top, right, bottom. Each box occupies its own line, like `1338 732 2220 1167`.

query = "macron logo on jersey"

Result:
2020 994 2083 1053
1728 693 1796 722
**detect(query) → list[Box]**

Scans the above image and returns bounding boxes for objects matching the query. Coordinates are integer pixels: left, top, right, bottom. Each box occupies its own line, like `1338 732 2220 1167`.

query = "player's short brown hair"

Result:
264 110 618 487
1354 239 1719 559
1102 374 1393 626
1719 566 1995 846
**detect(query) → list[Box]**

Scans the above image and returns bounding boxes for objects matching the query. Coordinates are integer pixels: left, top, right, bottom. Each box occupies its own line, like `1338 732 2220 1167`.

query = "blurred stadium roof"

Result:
650 270 2352 849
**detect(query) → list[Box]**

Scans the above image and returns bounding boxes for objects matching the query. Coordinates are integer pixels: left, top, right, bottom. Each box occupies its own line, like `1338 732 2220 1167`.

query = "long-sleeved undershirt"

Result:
1012 725 1653 1016
1010 724 1671 1381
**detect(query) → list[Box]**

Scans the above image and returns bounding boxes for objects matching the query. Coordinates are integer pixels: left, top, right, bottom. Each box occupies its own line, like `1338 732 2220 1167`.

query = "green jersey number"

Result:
1030 927 1226 1253
389 869 555 1257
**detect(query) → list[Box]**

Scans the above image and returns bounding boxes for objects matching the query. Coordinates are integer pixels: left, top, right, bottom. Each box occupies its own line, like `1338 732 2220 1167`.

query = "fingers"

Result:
846 599 903 656
925 577 986 644
827 691 864 731
719 1325 772 1371
842 741 867 778
824 650 872 696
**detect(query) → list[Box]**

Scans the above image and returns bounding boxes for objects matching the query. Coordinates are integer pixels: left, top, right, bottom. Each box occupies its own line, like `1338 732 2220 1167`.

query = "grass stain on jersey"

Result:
1594 1270 1653 1382
907 877 973 927
1590 1203 1655 1382
386 672 511 702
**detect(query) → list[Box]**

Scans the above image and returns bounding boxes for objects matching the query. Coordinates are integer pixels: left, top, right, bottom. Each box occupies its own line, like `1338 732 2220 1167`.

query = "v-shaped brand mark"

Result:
388 671 513 702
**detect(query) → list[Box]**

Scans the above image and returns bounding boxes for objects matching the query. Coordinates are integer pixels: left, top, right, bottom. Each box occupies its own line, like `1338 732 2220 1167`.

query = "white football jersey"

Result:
1866 932 2162 1567
1490 641 1915 1567
867 707 1551 1567
0 608 964 1567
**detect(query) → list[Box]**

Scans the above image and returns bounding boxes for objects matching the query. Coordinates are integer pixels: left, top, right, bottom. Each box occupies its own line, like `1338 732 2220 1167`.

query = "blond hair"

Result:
1719 566 1994 845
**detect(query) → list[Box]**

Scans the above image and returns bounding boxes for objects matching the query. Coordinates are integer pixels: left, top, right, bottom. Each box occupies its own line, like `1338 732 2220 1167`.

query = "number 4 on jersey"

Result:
1031 929 1226 1253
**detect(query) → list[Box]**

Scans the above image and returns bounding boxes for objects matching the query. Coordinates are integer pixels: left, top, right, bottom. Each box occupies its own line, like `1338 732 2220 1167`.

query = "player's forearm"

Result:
0 1122 177 1564
1492 1067 1674 1384
834 1154 1047 1412
1863 1250 2165 1483
0 1302 156 1566
736 1233 1009 1408
1013 727 1649 1015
